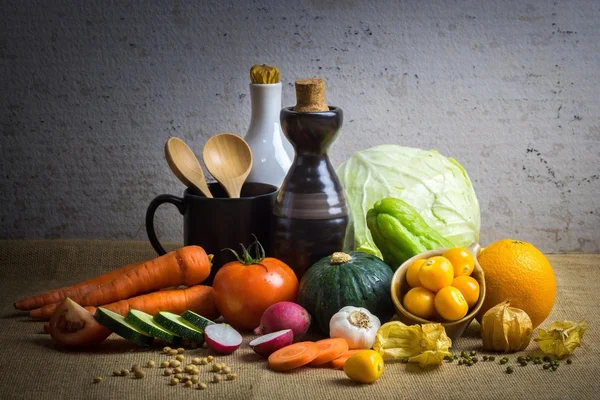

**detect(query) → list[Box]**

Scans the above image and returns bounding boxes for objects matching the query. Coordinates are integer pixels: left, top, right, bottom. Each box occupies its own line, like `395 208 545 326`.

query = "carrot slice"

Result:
309 338 349 366
331 349 363 369
268 341 320 372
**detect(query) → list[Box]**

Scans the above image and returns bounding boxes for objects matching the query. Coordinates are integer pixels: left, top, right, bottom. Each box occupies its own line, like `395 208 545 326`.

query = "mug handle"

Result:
145 194 186 255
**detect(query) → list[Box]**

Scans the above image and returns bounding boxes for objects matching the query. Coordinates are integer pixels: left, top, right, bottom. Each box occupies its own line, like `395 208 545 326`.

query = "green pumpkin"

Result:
297 251 395 335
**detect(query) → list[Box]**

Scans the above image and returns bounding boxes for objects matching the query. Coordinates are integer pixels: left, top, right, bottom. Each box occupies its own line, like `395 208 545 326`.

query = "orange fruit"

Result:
434 286 469 321
418 256 454 293
476 239 556 328
406 259 426 287
451 276 480 308
403 287 435 319
443 247 475 277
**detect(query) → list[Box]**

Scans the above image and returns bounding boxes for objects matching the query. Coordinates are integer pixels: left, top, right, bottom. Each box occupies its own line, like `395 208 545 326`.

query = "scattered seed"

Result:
526 356 532 362
176 347 185 354
207 355 214 362
197 382 207 390
160 361 169 368
461 351 468 358
226 373 238 381
212 363 222 372
93 377 103 384
200 358 208 365
147 360 156 368
202 342 208 349
185 380 193 388
506 366 514 374
191 368 200 375
169 360 181 368
482 355 488 361
164 368 173 376
112 371 121 377
517 356 525 363
212 375 222 383
163 346 172 353
176 355 185 362
184 365 194 373
223 366 232 374
134 370 145 379
469 350 476 357
543 364 551 370
489 356 496 362
175 373 184 380
170 378 179 386
472 357 478 363
466 360 473 366
132 364 142 372
567 359 573 364
120 369 130 377
458 359 463 365
500 358 508 365
551 365 558 371
520 361 528 366
174 367 183 374
168 349 179 356
192 357 201 365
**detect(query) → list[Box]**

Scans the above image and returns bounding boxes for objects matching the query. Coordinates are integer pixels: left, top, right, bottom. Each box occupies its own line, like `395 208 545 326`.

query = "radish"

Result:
249 329 294 357
204 323 242 354
253 301 311 340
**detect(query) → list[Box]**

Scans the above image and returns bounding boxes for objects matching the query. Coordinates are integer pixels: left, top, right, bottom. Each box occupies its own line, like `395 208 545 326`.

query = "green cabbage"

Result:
336 145 480 258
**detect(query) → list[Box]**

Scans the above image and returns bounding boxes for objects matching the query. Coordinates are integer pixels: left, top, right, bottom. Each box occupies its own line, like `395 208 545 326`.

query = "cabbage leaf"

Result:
336 145 480 257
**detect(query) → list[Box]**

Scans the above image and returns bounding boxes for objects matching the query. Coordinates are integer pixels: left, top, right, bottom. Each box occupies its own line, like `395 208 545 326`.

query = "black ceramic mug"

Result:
145 182 278 284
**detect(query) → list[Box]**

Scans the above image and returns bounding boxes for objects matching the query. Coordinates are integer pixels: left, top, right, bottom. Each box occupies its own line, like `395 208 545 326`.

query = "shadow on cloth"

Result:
30 336 154 354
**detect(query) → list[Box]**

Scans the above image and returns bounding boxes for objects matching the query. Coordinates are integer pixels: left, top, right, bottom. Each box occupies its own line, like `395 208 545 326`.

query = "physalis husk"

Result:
373 321 452 367
534 320 587 358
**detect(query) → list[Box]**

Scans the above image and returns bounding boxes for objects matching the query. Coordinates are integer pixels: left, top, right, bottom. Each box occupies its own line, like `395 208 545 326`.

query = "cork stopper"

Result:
250 64 280 84
293 78 329 112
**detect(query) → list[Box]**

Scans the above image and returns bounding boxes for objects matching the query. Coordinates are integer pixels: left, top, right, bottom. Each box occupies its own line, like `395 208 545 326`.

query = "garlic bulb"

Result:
329 306 381 349
481 300 533 352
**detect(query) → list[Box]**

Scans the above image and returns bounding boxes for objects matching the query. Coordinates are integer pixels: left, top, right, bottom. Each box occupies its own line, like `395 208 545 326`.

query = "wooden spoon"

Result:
164 137 213 198
202 133 253 198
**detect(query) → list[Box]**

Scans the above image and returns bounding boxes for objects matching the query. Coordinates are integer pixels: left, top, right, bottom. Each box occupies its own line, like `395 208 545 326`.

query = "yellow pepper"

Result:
343 350 384 384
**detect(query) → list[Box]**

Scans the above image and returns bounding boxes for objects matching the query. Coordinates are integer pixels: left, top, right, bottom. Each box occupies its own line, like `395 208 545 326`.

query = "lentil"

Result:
147 360 156 368
134 370 145 379
506 366 514 374
93 377 103 384
170 378 179 386
197 382 207 390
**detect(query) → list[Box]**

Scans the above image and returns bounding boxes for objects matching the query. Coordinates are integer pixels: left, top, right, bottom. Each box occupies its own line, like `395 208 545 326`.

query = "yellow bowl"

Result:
390 244 486 342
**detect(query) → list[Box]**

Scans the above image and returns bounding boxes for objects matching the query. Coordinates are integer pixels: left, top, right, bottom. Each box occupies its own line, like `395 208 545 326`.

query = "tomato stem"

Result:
222 235 266 266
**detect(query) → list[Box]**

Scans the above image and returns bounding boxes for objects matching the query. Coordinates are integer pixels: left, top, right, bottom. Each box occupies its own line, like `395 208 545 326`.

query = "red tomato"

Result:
212 256 298 331
48 298 111 347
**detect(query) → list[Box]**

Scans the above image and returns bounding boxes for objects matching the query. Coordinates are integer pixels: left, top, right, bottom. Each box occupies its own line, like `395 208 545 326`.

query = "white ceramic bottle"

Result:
244 82 294 187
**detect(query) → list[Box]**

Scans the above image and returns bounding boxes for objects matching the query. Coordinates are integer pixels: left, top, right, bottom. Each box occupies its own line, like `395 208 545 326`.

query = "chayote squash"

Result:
366 197 453 269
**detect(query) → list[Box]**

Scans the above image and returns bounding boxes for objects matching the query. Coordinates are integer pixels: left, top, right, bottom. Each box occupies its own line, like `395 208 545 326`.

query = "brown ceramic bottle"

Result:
271 78 349 279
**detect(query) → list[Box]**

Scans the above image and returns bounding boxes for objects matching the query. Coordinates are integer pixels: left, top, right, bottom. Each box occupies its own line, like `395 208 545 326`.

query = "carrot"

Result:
14 263 138 310
268 341 320 372
308 338 349 366
39 286 219 330
27 246 211 319
330 349 363 369
85 285 219 319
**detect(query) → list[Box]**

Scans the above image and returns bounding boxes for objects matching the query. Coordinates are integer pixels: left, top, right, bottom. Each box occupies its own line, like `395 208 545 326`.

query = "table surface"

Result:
0 240 598 400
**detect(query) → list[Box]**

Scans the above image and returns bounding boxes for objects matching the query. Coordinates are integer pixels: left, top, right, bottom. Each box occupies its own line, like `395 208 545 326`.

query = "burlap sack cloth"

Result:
0 240 598 399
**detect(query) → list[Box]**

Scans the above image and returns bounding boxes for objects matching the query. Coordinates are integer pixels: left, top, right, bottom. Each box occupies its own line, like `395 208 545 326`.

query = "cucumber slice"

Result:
124 309 184 345
153 311 205 344
94 307 154 347
181 310 215 331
